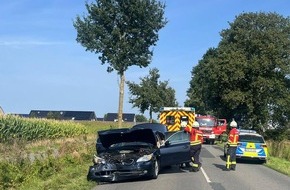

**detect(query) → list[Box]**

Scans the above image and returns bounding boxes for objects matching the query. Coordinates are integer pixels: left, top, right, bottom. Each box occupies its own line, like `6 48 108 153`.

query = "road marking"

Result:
201 167 211 183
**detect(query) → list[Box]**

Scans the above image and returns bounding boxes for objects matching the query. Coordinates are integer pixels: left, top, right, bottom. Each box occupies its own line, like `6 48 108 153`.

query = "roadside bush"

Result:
267 140 290 161
220 133 228 142
0 162 24 189
0 135 95 190
0 120 130 189
264 124 290 141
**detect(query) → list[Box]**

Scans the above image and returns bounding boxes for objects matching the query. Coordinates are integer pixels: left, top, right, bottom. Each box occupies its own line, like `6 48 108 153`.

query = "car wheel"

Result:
151 160 159 179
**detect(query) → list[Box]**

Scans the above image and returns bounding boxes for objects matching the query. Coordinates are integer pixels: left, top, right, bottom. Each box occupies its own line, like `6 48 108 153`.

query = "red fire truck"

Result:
195 115 227 144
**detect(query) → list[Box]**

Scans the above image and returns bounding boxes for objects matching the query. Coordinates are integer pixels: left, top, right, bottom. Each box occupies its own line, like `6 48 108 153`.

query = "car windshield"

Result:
239 135 264 143
132 123 167 134
196 118 215 127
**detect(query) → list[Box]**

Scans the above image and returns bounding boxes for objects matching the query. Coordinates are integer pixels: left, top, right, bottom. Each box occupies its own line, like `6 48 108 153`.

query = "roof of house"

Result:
11 114 30 118
105 113 136 122
63 111 96 120
96 117 104 121
29 110 97 121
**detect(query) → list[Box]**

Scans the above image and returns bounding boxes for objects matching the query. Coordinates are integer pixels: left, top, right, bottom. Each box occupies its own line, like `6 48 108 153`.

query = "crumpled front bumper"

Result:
87 161 154 182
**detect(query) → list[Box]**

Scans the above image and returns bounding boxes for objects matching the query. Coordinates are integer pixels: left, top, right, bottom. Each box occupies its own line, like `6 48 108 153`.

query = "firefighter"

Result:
184 121 203 172
225 119 239 171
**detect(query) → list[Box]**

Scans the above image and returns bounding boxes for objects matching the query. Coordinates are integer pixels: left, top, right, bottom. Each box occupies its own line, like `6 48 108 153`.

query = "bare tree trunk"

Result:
118 72 125 128
149 107 153 123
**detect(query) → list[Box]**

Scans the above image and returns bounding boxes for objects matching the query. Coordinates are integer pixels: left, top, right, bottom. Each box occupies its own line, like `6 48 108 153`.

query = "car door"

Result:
159 131 191 167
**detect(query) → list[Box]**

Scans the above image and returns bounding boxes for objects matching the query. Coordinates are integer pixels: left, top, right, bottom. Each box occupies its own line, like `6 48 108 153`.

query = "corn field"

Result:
0 115 88 142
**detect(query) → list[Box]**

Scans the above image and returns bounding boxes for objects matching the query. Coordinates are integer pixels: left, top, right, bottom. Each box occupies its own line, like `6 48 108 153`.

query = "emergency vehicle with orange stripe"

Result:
195 114 227 144
159 107 195 131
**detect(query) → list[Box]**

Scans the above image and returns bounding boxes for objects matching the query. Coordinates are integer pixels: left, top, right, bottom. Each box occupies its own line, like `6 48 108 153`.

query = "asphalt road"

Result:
93 144 290 190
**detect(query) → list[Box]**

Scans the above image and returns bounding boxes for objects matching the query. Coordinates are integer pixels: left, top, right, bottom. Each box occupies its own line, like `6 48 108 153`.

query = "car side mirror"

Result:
165 141 171 146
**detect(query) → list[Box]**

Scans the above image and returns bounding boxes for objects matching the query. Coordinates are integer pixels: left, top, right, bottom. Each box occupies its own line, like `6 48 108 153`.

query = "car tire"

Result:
151 160 159 179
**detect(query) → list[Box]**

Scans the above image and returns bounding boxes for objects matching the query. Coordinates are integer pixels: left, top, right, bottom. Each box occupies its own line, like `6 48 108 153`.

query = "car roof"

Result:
238 129 257 133
238 129 264 137
239 133 263 137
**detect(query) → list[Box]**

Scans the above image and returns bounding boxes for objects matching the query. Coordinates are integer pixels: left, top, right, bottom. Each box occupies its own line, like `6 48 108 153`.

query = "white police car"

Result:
224 130 268 163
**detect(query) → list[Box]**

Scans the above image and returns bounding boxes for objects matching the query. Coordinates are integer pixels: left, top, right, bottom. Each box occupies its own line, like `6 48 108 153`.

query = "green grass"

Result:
18 160 96 190
266 140 290 161
0 121 134 190
266 156 290 176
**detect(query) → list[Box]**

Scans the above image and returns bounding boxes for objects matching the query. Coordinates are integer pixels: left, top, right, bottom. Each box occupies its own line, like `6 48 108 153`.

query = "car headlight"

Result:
93 155 106 164
137 153 153 162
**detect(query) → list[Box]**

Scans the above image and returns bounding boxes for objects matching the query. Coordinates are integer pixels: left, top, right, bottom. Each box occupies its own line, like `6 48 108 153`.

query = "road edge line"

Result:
201 167 211 183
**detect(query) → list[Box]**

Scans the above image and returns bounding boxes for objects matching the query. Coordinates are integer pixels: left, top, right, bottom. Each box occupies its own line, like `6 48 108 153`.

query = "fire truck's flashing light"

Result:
160 107 195 111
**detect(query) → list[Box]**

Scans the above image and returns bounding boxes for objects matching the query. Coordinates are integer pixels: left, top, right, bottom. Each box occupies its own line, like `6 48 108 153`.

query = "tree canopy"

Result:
73 0 167 127
185 12 290 131
127 68 178 121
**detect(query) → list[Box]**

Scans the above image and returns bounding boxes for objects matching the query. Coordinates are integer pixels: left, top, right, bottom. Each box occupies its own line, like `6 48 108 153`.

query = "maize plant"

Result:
0 115 88 142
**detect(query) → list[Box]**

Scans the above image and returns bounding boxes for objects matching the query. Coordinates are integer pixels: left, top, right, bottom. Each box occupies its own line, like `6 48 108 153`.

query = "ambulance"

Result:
159 107 195 131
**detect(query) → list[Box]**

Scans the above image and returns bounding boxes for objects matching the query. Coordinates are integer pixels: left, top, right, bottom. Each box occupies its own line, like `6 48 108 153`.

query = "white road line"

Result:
201 167 211 183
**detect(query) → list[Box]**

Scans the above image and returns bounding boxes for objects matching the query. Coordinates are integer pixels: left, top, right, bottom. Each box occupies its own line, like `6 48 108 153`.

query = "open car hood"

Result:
98 128 157 148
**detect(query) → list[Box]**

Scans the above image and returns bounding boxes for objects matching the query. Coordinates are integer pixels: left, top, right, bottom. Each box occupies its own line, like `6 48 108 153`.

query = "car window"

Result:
239 135 265 143
166 116 175 125
166 131 189 144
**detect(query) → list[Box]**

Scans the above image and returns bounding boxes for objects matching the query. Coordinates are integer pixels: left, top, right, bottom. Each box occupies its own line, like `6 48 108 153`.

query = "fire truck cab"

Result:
195 115 227 144
159 107 195 131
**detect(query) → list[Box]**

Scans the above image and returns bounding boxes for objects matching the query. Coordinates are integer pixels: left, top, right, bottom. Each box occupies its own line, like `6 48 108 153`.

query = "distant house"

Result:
96 117 104 121
29 110 97 121
12 114 30 118
105 113 136 122
62 111 97 121
29 110 59 119
0 106 4 115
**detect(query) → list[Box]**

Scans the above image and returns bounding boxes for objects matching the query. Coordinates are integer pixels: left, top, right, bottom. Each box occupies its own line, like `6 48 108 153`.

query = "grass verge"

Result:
265 156 290 176
0 121 133 190
18 158 96 190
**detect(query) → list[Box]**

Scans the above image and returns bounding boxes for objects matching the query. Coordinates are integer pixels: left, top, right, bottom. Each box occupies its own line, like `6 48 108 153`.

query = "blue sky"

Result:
1 0 289 119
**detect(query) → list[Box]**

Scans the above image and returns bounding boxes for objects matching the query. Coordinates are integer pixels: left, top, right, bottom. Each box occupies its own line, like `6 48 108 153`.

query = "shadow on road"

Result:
94 165 191 185
159 165 190 174
219 155 226 161
212 163 229 171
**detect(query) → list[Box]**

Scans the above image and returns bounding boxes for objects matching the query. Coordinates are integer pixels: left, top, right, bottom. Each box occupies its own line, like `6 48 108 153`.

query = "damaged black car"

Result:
87 126 191 182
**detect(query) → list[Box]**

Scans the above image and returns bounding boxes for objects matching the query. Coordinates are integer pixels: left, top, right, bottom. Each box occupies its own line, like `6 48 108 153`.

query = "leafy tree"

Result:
186 12 290 132
135 114 148 122
185 48 220 115
73 0 167 128
127 68 178 122
47 112 61 120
